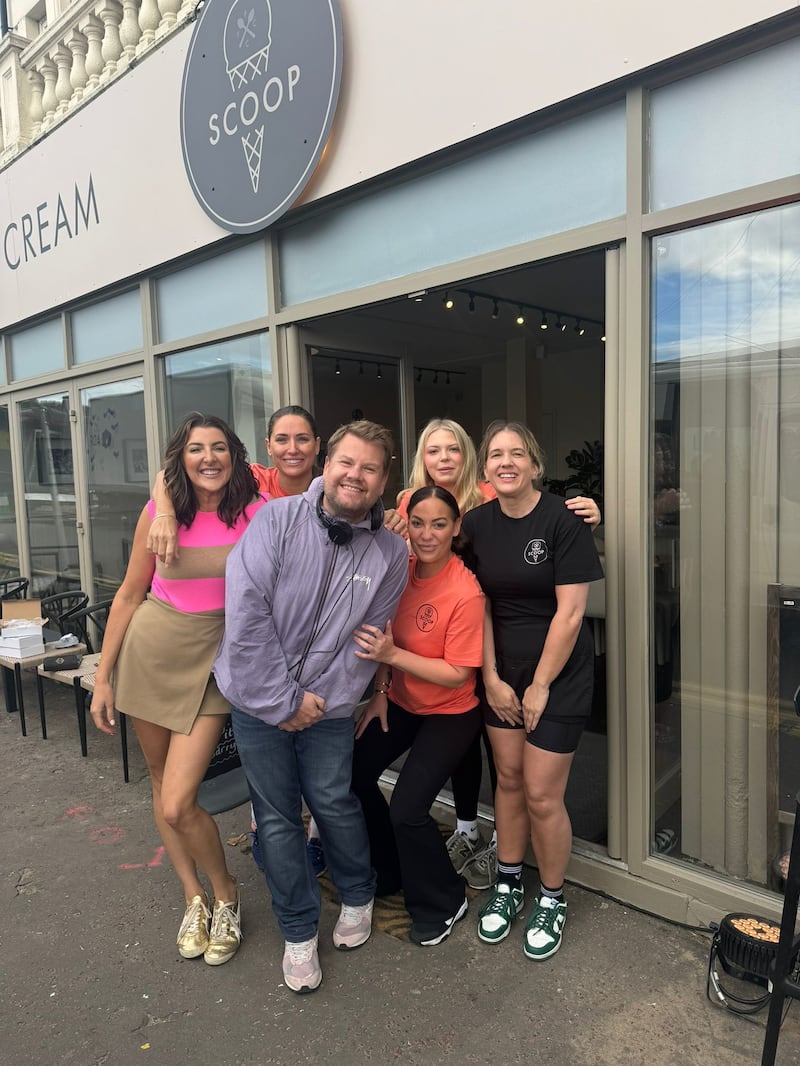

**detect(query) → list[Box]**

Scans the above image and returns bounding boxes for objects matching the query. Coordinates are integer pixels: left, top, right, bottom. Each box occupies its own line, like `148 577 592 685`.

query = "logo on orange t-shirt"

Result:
416 604 439 631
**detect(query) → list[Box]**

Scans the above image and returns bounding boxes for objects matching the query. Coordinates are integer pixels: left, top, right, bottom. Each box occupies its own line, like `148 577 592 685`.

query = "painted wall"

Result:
1 0 794 328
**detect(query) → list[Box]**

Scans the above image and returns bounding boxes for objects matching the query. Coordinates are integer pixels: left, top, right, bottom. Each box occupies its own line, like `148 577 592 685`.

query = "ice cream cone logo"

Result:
223 0 272 193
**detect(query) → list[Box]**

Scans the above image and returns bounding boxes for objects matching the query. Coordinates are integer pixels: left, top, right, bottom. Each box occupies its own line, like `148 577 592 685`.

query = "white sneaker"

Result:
333 899 374 950
282 935 322 993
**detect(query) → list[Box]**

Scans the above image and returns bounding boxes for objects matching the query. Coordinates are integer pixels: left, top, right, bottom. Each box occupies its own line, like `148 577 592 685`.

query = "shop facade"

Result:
1 0 799 926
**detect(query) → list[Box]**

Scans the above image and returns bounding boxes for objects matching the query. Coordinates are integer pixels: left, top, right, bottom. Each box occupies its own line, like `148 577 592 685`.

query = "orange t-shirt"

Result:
388 555 485 716
395 480 496 521
251 464 290 499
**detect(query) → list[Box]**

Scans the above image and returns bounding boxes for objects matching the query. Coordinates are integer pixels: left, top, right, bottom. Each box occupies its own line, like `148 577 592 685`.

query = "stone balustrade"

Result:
0 0 198 165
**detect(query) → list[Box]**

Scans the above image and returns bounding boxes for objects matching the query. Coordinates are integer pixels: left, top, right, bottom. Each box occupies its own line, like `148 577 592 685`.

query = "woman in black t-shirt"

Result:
461 421 603 961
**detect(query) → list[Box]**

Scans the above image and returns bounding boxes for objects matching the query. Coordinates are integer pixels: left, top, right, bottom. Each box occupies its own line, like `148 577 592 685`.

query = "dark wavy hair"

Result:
164 412 259 528
267 404 319 440
406 485 472 563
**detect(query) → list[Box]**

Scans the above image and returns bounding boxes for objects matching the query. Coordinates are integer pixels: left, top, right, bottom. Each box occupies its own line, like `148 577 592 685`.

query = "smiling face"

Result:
322 433 388 523
407 495 460 575
423 429 464 491
266 414 320 490
483 429 540 500
182 426 233 504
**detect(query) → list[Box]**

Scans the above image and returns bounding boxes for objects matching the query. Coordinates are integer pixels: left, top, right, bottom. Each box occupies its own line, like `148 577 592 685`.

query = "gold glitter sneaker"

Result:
177 895 211 959
204 892 242 966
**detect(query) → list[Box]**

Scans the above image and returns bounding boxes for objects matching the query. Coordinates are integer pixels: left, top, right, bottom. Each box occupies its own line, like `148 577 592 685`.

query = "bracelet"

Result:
152 513 177 521
374 682 391 695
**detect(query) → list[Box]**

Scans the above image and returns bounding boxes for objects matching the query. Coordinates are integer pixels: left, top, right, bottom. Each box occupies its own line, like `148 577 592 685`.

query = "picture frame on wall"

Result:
35 430 74 486
124 439 149 483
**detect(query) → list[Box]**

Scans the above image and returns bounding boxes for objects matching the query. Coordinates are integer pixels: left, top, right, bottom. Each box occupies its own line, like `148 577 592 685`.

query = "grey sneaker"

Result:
463 839 498 890
445 829 487 874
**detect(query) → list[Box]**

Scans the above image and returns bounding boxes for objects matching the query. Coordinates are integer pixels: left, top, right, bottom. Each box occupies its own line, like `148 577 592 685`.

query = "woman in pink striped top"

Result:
90 413 265 968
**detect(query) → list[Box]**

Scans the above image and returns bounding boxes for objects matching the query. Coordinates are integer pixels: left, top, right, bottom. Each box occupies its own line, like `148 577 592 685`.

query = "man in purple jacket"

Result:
215 420 408 994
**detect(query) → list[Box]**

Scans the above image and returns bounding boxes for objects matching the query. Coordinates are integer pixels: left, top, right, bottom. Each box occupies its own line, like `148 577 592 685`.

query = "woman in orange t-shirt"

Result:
351 485 485 947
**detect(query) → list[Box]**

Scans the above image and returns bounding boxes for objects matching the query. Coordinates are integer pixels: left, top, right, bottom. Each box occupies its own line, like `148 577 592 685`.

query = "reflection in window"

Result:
82 379 148 598
19 394 80 595
0 406 18 575
650 202 800 889
163 333 272 465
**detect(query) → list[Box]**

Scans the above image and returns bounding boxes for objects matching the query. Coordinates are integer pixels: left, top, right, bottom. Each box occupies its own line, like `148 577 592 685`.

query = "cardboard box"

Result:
0 599 45 627
0 600 46 657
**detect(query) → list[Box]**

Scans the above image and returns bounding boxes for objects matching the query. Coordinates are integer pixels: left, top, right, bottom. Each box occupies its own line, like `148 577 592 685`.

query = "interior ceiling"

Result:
306 250 606 368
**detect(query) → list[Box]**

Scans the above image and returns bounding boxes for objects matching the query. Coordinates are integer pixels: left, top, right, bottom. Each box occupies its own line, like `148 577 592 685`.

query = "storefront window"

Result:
72 290 143 365
0 405 18 575
9 319 64 381
649 38 800 212
280 104 625 306
650 202 800 889
156 242 268 343
163 332 272 465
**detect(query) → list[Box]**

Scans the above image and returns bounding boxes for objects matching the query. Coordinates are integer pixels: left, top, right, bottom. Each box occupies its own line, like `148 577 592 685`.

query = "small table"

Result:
36 654 129 781
0 640 86 738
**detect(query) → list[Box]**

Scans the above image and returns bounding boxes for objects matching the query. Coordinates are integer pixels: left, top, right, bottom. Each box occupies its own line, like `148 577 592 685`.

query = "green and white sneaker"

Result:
523 895 567 960
477 882 525 944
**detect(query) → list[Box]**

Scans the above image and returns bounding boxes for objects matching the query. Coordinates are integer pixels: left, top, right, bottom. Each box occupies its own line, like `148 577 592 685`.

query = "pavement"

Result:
2 672 800 1066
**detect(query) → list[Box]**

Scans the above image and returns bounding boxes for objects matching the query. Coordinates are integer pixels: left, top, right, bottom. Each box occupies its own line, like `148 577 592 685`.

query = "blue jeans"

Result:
231 709 376 942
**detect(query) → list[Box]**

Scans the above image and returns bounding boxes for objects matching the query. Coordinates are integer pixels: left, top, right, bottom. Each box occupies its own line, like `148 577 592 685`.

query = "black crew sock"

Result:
497 861 523 888
539 881 564 901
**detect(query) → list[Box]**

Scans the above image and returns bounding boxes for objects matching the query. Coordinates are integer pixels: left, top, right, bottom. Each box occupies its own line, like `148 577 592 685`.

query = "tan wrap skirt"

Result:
113 594 228 735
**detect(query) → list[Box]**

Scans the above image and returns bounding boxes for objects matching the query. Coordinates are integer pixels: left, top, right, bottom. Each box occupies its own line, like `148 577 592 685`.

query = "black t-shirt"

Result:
462 492 604 659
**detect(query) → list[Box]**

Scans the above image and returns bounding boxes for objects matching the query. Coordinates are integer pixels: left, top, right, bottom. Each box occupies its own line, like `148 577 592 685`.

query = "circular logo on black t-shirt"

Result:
416 604 438 631
524 539 548 565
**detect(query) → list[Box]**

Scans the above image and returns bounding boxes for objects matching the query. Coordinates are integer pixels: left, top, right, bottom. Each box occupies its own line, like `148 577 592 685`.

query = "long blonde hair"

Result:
403 419 485 515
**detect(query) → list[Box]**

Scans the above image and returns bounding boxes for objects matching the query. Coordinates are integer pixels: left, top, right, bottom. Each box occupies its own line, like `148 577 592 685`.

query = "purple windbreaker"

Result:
214 476 409 725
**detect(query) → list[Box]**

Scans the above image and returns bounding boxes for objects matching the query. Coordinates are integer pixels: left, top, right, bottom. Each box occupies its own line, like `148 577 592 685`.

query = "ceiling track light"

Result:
376 365 383 380
416 368 422 382
440 287 602 337
446 371 451 385
359 361 364 375
334 359 342 375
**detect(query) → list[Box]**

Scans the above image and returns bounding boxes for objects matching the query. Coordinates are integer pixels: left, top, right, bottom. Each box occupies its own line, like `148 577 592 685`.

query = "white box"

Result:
0 620 42 640
0 634 45 658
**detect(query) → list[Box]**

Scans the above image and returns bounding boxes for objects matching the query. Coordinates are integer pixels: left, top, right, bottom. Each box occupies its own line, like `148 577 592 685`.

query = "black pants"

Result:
450 725 498 822
351 700 481 925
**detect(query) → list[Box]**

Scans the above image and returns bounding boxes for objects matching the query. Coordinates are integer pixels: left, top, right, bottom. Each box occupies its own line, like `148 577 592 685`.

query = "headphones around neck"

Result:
316 492 382 545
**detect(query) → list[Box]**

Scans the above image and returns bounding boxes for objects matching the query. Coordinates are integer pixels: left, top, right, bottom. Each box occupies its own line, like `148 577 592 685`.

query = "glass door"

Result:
19 393 81 596
80 378 148 599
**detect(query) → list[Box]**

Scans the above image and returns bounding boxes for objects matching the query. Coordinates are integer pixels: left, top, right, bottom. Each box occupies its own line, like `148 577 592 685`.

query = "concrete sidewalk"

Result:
2 674 798 1066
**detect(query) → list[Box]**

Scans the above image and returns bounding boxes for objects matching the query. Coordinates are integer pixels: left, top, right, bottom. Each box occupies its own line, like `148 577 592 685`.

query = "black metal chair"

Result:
60 599 113 654
0 577 29 601
35 600 112 744
39 591 89 638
